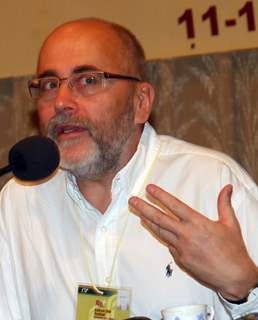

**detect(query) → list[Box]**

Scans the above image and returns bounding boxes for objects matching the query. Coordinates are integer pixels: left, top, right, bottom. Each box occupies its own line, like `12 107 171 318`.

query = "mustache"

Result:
46 114 96 140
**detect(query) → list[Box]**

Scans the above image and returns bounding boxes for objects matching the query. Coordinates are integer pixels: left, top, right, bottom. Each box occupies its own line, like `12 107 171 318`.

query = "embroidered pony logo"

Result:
166 262 173 277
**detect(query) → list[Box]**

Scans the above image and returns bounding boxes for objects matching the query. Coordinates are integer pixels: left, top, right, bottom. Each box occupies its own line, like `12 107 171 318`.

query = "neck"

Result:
76 127 143 213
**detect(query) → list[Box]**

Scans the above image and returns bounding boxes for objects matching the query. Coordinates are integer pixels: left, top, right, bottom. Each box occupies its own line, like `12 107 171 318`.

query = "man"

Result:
1 18 258 319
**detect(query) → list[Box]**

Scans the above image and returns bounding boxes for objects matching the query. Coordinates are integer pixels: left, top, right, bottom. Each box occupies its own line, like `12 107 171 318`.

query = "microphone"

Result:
0 136 60 181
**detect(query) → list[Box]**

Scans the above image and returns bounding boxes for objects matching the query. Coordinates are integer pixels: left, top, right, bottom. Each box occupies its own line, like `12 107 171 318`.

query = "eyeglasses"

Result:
28 71 141 101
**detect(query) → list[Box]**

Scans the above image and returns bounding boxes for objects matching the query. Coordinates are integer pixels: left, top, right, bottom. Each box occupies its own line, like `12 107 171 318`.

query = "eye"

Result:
78 74 99 87
39 78 58 92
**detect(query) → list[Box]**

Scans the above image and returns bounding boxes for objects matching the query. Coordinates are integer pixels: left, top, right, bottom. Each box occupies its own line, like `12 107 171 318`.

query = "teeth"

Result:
56 125 85 135
62 128 75 134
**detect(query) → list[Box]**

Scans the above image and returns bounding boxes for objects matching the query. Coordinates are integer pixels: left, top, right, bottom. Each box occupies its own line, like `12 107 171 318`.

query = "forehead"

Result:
37 23 127 77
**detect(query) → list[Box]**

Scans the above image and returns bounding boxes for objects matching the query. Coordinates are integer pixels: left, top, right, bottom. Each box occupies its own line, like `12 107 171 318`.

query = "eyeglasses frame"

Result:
28 71 141 99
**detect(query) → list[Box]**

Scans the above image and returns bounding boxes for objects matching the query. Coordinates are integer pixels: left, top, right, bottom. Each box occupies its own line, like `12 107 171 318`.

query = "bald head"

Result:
37 18 146 79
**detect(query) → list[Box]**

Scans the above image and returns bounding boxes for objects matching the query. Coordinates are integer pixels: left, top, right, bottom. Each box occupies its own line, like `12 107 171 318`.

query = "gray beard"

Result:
45 110 134 181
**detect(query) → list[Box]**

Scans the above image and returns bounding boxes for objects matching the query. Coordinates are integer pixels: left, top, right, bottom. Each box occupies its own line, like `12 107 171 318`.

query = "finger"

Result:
145 184 198 222
217 184 238 226
141 218 178 246
129 196 181 235
168 245 180 261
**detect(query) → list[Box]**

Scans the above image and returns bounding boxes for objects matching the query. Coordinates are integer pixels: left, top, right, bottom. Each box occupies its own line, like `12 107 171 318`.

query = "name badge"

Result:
76 284 131 320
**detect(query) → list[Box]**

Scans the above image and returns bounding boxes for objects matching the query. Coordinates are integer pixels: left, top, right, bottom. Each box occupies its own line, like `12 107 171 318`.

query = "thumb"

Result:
217 184 237 225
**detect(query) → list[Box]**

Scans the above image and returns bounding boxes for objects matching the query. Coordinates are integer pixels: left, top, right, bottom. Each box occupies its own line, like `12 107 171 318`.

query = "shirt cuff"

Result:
218 288 258 319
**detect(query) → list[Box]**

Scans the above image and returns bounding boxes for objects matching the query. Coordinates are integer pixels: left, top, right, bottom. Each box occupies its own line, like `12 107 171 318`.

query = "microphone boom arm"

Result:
0 164 13 177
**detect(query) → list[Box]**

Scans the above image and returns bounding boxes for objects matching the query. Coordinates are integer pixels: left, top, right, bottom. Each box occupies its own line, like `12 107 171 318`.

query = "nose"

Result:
54 82 77 115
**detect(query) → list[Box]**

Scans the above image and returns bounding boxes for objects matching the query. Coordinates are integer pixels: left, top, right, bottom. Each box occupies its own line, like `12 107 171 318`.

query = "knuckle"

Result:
169 202 180 213
153 213 163 226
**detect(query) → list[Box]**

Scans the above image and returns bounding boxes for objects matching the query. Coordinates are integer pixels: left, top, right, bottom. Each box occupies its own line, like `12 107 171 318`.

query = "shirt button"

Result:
101 226 107 233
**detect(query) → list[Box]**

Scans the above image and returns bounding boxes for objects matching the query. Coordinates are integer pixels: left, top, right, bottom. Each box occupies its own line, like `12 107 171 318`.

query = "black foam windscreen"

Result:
8 136 60 181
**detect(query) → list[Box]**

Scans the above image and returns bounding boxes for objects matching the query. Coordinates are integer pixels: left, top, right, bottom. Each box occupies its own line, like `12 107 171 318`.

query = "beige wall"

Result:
1 0 258 78
1 0 175 78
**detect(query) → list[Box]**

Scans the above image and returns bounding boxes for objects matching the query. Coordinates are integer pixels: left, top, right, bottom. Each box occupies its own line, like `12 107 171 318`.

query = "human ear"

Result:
133 82 155 125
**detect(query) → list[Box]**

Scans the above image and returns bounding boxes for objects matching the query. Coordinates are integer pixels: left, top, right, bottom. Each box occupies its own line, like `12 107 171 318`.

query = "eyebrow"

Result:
73 65 99 74
37 65 100 78
37 70 57 78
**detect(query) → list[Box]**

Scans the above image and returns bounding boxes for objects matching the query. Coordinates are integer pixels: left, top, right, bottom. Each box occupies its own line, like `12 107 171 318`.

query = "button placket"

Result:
95 223 110 285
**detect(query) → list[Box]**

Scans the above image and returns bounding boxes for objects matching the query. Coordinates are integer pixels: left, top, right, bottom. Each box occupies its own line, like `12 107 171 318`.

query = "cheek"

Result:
37 103 55 129
95 88 133 121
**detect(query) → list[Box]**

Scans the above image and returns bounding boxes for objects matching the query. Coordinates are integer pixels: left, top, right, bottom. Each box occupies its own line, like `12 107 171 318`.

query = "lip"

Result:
55 124 87 141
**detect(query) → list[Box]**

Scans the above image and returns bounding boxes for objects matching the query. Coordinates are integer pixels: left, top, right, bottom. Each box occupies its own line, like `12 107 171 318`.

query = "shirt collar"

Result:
111 122 160 196
66 122 161 208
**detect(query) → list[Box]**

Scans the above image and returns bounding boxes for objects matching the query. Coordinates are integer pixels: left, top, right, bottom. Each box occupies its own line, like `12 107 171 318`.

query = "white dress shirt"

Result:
1 123 258 319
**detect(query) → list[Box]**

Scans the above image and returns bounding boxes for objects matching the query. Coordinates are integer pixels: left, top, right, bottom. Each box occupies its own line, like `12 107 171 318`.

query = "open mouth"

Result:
55 124 87 139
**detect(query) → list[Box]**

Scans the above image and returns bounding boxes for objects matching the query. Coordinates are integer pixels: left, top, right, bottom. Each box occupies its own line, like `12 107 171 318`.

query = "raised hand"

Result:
129 184 258 301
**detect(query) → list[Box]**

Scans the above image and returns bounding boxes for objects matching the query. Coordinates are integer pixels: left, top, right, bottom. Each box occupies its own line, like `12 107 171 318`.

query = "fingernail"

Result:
227 185 233 198
129 197 138 207
146 184 156 194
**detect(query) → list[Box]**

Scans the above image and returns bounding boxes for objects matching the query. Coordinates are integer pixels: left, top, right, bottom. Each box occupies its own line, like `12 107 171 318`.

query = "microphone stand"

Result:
0 164 13 177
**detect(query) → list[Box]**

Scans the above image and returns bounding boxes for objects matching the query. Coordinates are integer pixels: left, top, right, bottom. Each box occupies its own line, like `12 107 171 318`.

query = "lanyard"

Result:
75 141 162 294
